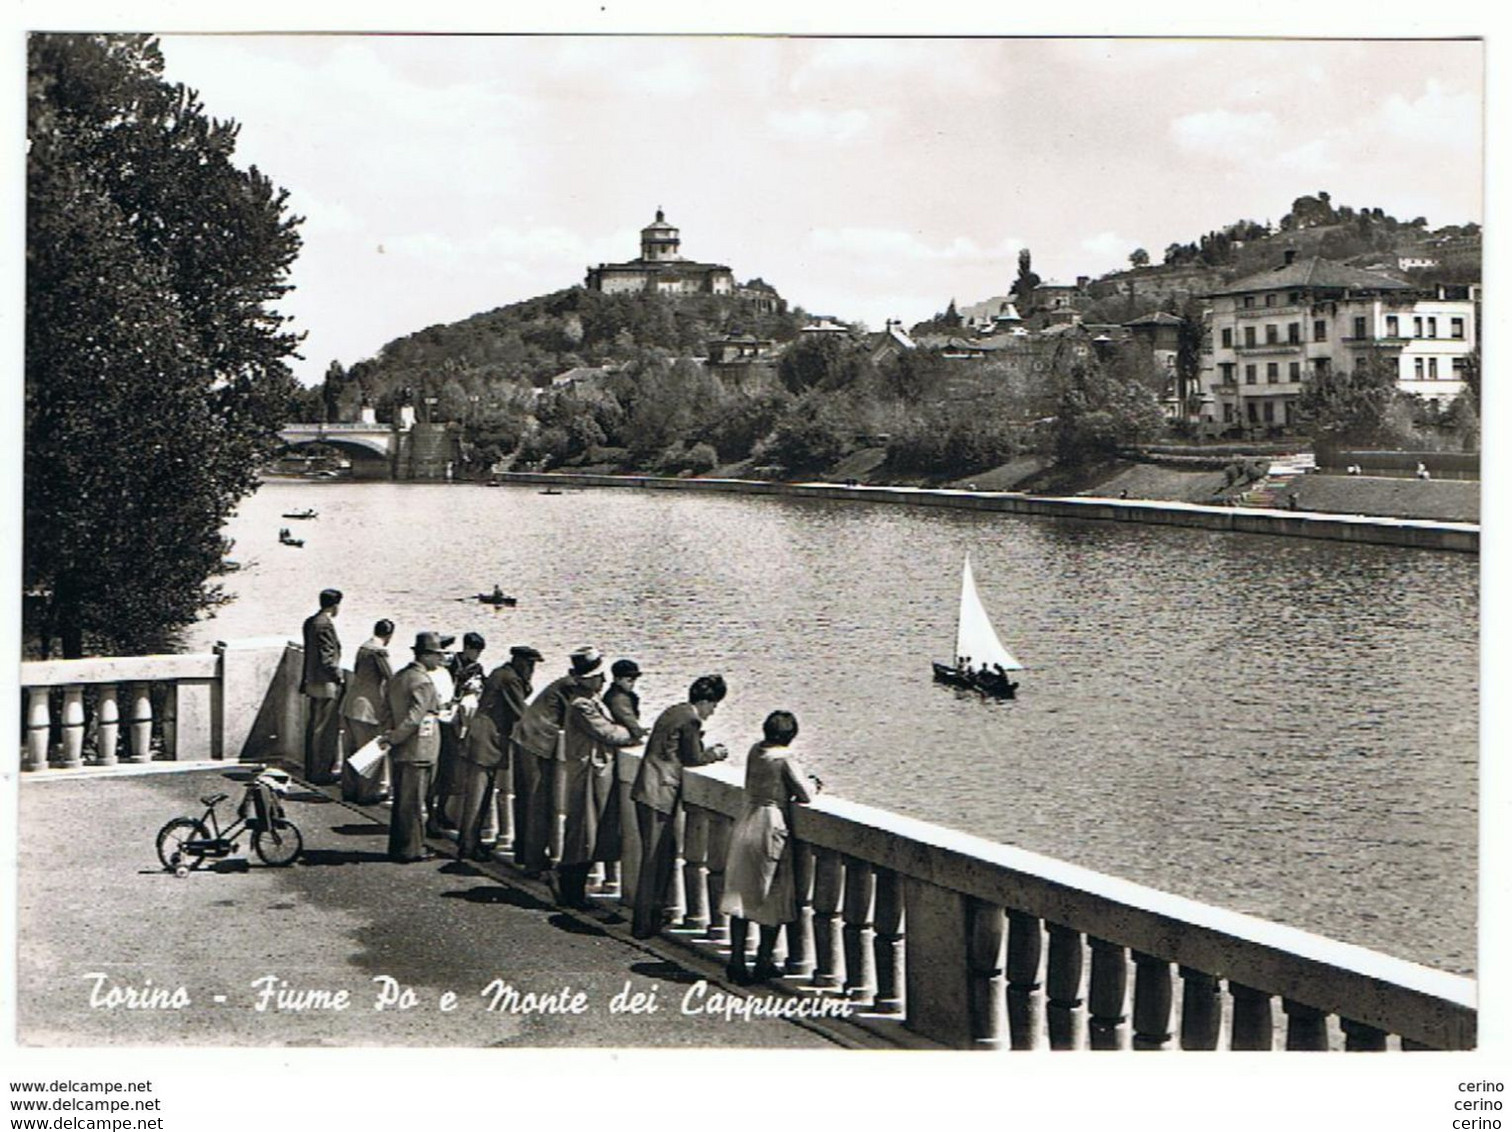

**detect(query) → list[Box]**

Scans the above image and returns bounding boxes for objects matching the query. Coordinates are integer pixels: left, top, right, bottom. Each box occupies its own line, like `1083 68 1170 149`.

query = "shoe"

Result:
752 962 782 983
471 848 494 863
725 963 753 987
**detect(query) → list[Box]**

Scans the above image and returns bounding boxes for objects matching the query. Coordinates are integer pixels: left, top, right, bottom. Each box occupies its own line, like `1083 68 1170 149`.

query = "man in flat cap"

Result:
300 588 344 785
456 644 542 861
378 631 448 862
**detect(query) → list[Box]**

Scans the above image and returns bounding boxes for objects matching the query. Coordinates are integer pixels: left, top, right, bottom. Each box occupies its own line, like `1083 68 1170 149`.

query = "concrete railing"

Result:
489 472 1479 554
20 643 1476 1051
19 637 304 771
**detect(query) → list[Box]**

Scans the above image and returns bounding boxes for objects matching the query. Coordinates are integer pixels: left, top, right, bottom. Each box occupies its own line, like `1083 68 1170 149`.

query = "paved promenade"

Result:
16 766 846 1048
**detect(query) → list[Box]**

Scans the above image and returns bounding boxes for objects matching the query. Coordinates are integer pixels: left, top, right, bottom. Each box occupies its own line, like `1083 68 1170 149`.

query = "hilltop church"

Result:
584 208 737 297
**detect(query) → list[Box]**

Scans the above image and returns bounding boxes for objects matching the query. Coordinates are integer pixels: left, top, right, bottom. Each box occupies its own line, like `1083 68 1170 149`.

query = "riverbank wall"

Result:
493 472 1479 554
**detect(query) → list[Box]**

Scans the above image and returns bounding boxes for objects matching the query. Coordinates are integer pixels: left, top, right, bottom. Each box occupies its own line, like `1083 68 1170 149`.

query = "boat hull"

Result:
932 661 1017 699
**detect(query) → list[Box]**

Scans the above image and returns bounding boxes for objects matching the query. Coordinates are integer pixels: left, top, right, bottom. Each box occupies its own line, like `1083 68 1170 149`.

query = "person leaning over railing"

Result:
719 710 816 985
630 674 729 939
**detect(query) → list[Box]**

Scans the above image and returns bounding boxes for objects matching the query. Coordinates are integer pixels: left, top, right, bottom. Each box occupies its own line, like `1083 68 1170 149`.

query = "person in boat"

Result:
630 675 730 939
299 588 344 785
428 632 486 837
489 584 506 603
340 618 395 805
456 644 541 862
719 709 816 986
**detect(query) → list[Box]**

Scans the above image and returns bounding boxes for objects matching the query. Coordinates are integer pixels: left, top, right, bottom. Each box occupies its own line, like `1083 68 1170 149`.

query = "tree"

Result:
1012 248 1041 311
26 34 303 658
1129 248 1150 268
1295 352 1406 447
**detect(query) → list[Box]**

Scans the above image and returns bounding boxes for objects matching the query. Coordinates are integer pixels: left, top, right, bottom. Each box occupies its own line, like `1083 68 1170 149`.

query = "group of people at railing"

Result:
299 587 819 984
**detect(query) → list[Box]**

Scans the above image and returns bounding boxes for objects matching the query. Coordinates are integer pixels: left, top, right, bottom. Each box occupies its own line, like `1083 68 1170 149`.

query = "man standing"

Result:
300 588 344 785
630 674 729 939
340 618 395 804
429 631 485 836
509 647 604 877
456 645 541 862
378 632 448 862
598 659 645 894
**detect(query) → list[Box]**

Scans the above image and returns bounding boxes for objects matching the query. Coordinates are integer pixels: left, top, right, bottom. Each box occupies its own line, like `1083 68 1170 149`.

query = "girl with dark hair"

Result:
719 709 815 985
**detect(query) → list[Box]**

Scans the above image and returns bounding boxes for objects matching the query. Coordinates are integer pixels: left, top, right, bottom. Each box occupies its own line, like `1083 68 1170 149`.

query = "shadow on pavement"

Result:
297 848 391 867
330 822 389 836
441 885 553 911
547 912 608 938
629 960 701 985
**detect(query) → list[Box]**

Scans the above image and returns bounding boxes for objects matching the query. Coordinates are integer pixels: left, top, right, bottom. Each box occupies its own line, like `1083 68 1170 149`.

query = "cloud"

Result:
1171 108 1279 152
808 227 1023 264
1376 80 1479 154
767 107 873 143
1080 231 1135 260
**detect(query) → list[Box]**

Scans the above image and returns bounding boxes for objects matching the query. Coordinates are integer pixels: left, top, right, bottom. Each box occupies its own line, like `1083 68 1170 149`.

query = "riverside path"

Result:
15 766 847 1048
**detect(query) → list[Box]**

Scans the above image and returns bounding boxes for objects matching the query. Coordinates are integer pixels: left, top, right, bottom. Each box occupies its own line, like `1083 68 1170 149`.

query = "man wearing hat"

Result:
509 647 608 878
300 588 345 785
428 631 486 836
378 632 448 862
597 659 645 893
456 644 542 862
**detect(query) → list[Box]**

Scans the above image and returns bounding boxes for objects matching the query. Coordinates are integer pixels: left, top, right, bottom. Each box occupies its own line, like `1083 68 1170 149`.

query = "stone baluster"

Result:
1229 982 1275 1050
1340 1018 1388 1051
25 688 51 771
703 812 732 943
1087 937 1128 1050
1045 923 1084 1050
1131 951 1174 1050
841 857 876 1005
809 848 844 990
871 867 904 1015
497 746 517 858
95 684 120 766
783 841 816 978
1005 910 1044 1050
966 898 1007 1049
125 682 153 763
161 685 178 760
1178 967 1221 1050
666 806 687 926
1283 998 1329 1050
59 686 86 768
680 807 711 932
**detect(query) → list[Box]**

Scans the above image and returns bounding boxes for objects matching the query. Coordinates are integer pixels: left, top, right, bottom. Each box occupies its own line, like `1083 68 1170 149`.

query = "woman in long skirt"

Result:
719 710 815 985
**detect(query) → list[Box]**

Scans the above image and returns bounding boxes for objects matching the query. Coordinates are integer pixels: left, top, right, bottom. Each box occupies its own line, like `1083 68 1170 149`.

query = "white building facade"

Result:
1200 253 1476 431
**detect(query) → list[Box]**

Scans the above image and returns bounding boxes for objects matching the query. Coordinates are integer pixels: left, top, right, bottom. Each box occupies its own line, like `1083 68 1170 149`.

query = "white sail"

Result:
954 556 1023 672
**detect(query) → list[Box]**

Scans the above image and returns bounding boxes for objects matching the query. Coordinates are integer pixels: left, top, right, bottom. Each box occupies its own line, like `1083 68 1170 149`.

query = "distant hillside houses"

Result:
585 209 786 313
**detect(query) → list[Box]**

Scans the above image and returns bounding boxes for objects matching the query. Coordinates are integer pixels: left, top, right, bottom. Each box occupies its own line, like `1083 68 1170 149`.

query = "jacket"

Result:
630 702 723 815
300 610 343 699
341 640 393 725
464 663 532 769
382 661 443 766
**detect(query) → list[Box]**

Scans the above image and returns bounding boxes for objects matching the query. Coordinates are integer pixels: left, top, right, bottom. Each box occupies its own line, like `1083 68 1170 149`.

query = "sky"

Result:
144 33 1485 386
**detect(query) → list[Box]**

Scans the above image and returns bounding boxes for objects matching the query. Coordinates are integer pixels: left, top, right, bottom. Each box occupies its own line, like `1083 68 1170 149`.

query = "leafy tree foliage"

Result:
1012 248 1041 311
1044 356 1165 466
1129 248 1150 268
1294 352 1406 447
26 34 302 657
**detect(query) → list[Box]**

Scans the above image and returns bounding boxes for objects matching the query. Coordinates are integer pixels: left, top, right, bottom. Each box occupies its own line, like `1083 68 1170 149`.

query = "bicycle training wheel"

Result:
252 819 303 867
156 817 210 872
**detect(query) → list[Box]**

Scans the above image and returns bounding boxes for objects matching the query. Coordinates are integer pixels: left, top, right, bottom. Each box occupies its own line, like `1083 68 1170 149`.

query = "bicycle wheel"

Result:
253 819 303 867
156 817 210 872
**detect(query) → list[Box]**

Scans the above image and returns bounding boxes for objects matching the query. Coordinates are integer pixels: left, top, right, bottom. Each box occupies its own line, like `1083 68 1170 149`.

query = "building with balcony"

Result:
1199 252 1476 431
585 209 737 298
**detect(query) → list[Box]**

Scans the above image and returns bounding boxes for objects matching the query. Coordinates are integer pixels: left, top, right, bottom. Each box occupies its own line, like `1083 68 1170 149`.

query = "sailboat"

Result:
932 555 1023 699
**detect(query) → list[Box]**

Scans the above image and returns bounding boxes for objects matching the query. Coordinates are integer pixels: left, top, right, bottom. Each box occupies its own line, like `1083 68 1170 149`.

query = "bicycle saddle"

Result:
201 792 229 807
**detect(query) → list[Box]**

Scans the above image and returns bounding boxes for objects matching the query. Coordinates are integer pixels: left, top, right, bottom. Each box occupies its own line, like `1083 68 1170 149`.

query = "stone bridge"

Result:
277 422 458 480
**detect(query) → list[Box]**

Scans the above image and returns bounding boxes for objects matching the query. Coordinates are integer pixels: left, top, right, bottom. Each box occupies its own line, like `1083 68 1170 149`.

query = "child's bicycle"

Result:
155 767 303 875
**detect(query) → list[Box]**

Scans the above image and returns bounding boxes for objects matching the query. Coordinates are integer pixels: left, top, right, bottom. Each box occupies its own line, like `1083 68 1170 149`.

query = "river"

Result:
189 479 1479 975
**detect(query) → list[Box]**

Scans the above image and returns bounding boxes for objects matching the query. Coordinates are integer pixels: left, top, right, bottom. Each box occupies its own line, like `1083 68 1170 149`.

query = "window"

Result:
1288 291 1302 303
1429 357 1439 379
1243 326 1256 347
1265 293 1276 307
1451 317 1465 339
1353 316 1367 339
1315 358 1331 377
1414 357 1425 379
1354 355 1366 372
1289 362 1301 381
1265 324 1279 344
1266 362 1279 383
1288 322 1301 344
1386 315 1399 337
1223 403 1234 424
1245 364 1257 385
1244 296 1256 309
1221 328 1233 348
1428 317 1438 338
1219 362 1235 382
1313 320 1327 342
1452 357 1467 377
1246 402 1259 422
1413 317 1423 337
1263 401 1275 423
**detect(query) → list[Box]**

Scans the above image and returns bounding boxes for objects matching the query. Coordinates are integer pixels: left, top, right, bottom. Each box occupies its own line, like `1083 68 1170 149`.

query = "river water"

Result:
190 479 1479 975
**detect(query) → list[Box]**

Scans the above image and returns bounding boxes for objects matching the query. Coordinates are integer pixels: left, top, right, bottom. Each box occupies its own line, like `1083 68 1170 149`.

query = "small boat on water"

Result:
539 488 563 496
475 591 518 607
278 528 304 548
281 508 319 520
932 555 1022 699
